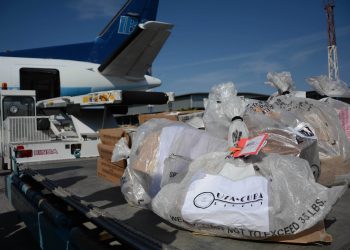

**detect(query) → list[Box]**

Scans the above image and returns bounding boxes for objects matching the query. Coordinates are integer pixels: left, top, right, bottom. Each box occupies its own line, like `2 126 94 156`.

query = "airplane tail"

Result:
0 0 160 64
0 0 172 81
89 0 160 64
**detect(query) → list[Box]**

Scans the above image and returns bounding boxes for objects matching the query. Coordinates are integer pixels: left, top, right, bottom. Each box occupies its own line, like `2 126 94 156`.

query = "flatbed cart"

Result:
4 158 350 250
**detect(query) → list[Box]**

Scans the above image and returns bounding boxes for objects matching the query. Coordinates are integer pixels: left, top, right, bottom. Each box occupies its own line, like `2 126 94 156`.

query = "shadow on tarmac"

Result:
0 210 40 250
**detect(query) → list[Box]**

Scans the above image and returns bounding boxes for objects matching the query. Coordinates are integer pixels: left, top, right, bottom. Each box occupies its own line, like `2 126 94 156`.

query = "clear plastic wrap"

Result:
269 96 350 159
121 119 228 208
321 97 350 141
203 82 249 145
265 71 295 94
244 100 321 180
204 83 321 180
120 114 345 240
268 95 350 186
111 137 131 162
306 75 350 98
152 152 346 240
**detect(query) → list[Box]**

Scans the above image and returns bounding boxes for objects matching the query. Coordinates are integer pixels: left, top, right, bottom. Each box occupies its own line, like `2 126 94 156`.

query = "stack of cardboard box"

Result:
97 128 130 185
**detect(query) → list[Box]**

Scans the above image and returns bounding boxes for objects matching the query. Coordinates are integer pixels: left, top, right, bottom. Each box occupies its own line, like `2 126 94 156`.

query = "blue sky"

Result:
1 0 349 95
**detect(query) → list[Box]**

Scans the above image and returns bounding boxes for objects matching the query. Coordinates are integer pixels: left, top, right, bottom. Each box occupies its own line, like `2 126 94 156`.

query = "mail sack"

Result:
152 152 346 240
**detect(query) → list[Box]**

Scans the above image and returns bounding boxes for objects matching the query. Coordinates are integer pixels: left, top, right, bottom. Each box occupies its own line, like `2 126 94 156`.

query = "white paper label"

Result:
181 174 269 232
236 134 268 157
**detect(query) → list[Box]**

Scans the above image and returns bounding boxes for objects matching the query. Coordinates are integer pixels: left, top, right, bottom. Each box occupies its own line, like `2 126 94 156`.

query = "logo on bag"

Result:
193 191 264 209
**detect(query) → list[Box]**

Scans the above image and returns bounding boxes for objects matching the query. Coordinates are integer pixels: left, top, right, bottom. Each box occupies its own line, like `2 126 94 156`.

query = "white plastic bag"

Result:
203 82 249 145
306 75 350 98
265 71 294 94
321 97 350 141
268 95 350 186
269 96 350 160
243 100 321 180
152 152 346 240
121 119 228 208
111 137 131 162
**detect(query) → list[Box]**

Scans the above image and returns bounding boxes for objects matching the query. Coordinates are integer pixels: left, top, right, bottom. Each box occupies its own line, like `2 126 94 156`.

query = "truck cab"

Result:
0 89 37 169
0 87 99 170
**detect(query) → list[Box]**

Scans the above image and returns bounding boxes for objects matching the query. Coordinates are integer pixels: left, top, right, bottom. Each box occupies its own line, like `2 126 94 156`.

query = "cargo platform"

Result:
11 158 350 250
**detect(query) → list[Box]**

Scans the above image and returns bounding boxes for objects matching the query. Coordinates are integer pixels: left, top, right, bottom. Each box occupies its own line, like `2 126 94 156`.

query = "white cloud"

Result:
157 51 260 71
173 69 237 86
238 60 283 75
268 25 350 51
290 46 324 64
167 66 265 94
68 0 126 20
158 25 350 72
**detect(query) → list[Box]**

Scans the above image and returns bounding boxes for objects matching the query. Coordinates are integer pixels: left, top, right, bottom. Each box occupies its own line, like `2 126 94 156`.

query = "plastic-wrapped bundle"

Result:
244 100 303 132
268 95 350 159
152 152 346 240
262 71 350 185
265 71 295 95
204 82 321 179
111 137 131 162
321 97 350 142
269 95 350 186
318 97 350 184
306 75 350 98
203 82 249 145
243 101 320 179
121 119 227 208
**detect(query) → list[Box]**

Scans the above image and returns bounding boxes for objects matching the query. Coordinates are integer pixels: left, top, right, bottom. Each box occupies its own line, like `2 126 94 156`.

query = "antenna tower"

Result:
324 0 339 81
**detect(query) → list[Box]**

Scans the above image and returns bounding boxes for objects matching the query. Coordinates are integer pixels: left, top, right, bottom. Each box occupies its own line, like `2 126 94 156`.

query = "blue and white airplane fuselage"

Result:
0 0 172 100
0 56 161 96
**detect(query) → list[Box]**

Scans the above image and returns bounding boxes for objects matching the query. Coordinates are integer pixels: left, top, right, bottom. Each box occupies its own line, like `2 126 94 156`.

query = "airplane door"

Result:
20 68 60 101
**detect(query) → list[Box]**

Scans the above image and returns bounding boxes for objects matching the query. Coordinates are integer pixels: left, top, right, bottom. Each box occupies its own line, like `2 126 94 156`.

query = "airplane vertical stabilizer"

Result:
89 0 159 64
0 0 160 65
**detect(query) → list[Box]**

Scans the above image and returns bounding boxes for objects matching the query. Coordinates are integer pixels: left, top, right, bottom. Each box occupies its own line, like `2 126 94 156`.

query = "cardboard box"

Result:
177 111 204 123
99 128 130 146
266 221 332 244
138 112 178 124
193 221 331 244
97 143 128 168
97 143 114 162
138 111 204 124
97 157 126 185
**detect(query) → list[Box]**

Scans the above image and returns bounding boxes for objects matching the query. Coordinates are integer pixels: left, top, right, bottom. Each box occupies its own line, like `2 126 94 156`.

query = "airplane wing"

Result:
98 21 173 80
